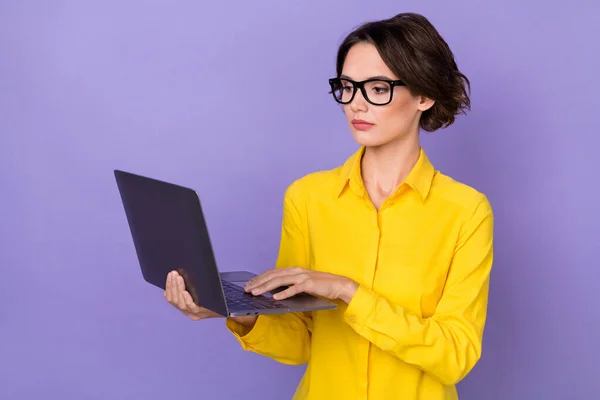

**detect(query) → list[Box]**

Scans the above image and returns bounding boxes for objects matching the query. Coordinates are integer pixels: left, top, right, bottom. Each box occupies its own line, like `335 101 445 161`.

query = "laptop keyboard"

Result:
221 280 287 311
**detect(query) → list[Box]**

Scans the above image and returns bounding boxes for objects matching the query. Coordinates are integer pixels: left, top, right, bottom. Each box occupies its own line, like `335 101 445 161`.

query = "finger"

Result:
245 268 297 289
244 270 277 292
172 274 184 308
176 276 189 310
165 272 174 303
272 283 305 300
182 291 204 317
252 273 307 296
246 268 303 292
182 290 198 310
169 272 183 308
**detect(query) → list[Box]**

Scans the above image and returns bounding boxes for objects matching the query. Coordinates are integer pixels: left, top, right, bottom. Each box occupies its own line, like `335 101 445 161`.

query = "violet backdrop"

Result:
1 1 599 399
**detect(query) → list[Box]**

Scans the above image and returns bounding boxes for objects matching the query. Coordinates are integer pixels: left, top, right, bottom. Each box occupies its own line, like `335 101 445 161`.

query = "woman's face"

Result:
339 42 434 148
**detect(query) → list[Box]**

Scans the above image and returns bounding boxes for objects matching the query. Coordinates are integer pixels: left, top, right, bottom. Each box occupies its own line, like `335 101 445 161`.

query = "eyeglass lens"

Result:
331 79 393 105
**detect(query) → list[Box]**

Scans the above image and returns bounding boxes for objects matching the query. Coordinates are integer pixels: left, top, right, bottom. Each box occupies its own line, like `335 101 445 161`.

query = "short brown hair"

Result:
335 13 471 132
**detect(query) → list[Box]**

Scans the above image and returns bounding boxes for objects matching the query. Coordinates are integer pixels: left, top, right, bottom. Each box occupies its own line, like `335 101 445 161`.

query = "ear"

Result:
417 96 435 112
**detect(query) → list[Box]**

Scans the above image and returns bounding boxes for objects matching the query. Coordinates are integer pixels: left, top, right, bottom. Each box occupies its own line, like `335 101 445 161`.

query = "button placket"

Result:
361 199 379 289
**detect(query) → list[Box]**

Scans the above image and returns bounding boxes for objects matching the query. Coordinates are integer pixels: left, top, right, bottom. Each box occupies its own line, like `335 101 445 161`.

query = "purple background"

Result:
1 1 599 399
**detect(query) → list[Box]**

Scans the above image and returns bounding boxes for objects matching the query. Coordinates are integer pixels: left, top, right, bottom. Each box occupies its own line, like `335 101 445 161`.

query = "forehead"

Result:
341 42 399 81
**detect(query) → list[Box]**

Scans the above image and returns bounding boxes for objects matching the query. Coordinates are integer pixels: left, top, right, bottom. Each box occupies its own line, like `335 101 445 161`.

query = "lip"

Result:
351 119 375 130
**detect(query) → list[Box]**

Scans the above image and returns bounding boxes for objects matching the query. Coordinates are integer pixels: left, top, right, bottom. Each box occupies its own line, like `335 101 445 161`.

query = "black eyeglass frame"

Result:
328 77 407 106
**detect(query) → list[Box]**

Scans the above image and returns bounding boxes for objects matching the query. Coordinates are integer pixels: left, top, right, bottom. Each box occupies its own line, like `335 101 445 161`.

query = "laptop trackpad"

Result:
220 271 257 284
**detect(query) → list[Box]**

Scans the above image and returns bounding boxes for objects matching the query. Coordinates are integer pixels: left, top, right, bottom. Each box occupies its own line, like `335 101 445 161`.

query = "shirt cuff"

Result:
225 315 271 350
343 284 378 327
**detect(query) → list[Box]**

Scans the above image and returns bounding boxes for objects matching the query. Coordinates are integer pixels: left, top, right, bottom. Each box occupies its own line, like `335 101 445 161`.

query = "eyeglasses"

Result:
328 77 406 106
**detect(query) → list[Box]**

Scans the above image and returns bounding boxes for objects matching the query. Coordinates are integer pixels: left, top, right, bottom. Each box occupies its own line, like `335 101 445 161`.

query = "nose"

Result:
348 88 369 113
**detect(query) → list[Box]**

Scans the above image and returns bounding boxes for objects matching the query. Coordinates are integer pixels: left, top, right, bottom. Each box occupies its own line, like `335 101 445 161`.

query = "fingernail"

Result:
252 289 259 295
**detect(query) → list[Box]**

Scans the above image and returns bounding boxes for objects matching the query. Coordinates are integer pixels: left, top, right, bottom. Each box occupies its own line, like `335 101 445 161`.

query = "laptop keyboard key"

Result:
221 281 287 310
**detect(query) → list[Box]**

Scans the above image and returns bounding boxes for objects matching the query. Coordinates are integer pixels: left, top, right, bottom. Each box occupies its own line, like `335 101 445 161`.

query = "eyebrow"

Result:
339 74 394 81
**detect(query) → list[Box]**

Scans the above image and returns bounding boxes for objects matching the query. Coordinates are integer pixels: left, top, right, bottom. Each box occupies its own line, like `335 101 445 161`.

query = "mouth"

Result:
351 119 375 131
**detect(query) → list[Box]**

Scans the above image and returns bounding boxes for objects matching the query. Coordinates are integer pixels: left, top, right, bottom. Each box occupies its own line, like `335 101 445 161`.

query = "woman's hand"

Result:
164 271 257 328
244 267 359 304
164 271 222 320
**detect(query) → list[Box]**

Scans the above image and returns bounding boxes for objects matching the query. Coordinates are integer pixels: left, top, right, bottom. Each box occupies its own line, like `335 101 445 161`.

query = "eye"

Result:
372 86 390 94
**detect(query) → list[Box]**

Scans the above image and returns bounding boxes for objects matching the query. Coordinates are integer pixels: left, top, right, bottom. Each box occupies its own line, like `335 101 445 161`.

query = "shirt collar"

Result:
336 146 435 202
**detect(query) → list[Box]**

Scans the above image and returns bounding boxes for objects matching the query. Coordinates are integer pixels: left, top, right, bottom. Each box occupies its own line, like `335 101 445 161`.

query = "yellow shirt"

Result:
226 146 494 400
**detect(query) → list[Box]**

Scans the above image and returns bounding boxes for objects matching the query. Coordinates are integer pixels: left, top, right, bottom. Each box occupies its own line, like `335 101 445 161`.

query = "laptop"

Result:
114 169 337 317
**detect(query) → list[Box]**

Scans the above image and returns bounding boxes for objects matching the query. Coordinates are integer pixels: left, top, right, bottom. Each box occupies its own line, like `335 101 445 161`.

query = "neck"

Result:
361 135 421 197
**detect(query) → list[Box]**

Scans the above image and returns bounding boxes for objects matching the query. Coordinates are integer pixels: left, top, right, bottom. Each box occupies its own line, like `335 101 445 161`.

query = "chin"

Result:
351 129 389 148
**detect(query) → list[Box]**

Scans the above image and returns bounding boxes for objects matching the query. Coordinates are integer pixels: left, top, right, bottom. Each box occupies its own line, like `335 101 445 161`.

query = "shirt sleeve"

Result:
343 195 494 385
226 181 313 365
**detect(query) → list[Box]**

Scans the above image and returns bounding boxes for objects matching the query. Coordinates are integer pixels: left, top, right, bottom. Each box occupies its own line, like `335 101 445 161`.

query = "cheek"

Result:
376 98 418 127
372 106 403 128
343 105 353 120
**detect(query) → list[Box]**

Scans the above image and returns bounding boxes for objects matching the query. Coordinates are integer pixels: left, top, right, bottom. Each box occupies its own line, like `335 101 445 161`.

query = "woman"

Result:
165 12 493 400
